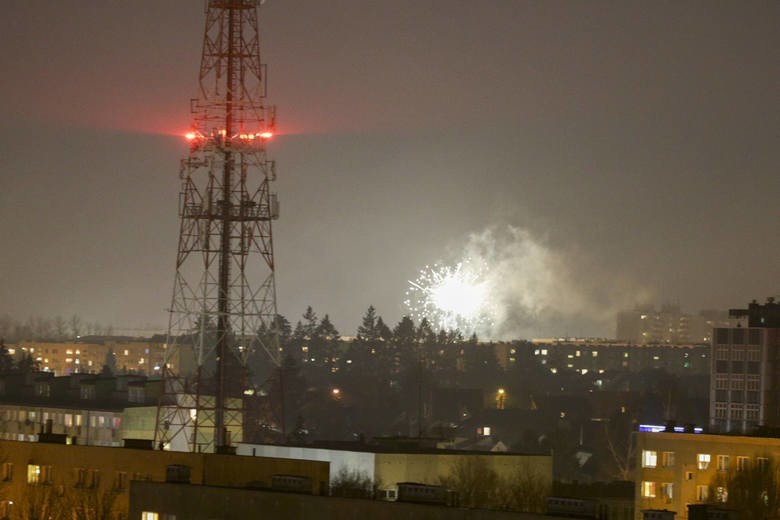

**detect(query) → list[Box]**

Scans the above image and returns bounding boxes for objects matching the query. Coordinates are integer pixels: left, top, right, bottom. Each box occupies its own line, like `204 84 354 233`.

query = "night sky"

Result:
1 1 777 339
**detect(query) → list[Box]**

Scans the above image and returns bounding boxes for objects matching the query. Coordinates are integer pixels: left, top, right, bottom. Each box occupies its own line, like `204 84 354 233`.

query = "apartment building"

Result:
635 429 780 520
710 298 780 433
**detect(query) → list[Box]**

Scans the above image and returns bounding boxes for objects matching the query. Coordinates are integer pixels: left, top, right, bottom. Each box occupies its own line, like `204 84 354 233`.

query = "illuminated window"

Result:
697 453 711 470
715 486 727 502
717 455 729 471
641 481 656 498
592 351 598 357
662 451 675 467
642 450 658 468
27 465 51 484
141 514 159 520
27 465 41 484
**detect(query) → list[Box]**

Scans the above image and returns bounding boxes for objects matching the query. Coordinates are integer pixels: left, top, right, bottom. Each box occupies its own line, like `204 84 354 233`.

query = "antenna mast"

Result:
155 0 280 453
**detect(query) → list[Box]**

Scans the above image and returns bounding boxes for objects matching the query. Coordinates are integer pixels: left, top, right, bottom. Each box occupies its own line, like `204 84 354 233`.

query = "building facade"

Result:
709 298 780 433
635 429 780 520
0 438 329 519
237 442 552 500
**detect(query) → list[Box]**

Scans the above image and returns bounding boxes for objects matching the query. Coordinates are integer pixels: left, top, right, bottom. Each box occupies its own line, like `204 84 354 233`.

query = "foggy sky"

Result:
0 1 778 339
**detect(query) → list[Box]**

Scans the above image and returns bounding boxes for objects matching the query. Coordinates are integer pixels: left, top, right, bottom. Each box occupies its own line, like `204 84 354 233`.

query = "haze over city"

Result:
0 1 777 339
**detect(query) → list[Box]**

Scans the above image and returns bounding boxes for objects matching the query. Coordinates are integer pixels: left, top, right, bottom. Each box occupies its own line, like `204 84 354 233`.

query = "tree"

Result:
53 316 68 341
330 467 374 498
101 347 117 376
18 483 65 520
67 487 120 520
0 339 13 373
392 316 417 373
498 463 551 512
302 306 318 340
69 314 83 338
310 315 340 368
439 457 500 509
710 455 779 520
356 305 380 345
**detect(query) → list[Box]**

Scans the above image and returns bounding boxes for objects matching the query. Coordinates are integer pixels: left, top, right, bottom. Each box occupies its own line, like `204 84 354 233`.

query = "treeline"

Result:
252 305 508 442
0 314 114 343
257 304 503 385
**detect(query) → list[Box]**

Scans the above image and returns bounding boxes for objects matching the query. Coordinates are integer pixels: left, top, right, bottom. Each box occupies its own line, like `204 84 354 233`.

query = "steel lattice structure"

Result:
154 0 280 453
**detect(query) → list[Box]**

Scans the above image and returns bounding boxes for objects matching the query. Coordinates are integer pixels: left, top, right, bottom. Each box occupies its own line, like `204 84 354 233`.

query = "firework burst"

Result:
404 260 494 334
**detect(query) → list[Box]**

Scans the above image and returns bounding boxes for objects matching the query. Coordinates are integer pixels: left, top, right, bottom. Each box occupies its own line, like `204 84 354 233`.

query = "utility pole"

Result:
155 0 280 453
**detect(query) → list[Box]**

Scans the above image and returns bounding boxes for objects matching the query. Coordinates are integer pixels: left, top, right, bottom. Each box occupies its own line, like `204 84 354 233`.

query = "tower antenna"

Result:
155 0 280 453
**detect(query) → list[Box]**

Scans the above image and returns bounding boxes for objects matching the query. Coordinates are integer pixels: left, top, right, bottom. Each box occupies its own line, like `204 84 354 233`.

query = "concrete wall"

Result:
237 443 553 498
237 443 376 485
130 480 552 520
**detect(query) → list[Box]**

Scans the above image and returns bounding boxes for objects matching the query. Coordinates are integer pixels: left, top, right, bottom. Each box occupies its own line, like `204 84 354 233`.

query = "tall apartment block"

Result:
710 298 780 433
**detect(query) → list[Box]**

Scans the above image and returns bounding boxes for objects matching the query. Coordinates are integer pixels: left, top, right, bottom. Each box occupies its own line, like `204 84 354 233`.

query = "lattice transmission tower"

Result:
154 0 280 453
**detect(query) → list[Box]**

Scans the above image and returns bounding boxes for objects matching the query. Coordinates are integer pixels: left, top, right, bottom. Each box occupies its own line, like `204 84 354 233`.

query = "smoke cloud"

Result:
447 225 653 340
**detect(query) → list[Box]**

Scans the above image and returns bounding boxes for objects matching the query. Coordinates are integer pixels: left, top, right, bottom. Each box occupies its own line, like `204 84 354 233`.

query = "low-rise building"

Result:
0 438 329 519
635 429 780 520
237 441 552 501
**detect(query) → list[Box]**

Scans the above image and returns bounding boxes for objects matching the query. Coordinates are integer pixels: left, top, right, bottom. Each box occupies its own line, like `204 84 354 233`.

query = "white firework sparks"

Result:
404 261 494 333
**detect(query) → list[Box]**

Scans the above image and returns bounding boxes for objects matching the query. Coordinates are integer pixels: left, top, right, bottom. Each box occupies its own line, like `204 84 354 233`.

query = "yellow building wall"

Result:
0 439 329 518
635 431 780 520
13 340 169 376
374 452 551 489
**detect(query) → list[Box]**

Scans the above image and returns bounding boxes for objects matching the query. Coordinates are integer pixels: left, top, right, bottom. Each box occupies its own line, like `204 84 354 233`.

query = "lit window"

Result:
697 453 711 470
592 351 598 357
141 514 159 520
27 465 41 484
641 481 656 498
642 450 658 468
715 486 728 502
717 455 729 471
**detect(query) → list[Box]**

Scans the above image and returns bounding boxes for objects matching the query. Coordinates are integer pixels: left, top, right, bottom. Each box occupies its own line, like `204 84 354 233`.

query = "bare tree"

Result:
69 315 82 338
330 467 373 498
709 455 779 520
53 316 68 341
439 457 501 509
497 462 551 513
66 487 119 520
17 483 67 520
